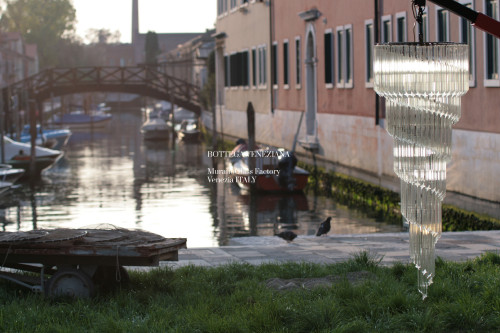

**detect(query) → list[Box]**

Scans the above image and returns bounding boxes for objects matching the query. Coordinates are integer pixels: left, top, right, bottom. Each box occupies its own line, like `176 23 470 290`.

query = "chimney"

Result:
132 0 139 45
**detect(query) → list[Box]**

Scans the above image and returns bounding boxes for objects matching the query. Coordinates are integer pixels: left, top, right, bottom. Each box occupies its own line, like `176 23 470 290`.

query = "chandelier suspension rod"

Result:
426 0 500 39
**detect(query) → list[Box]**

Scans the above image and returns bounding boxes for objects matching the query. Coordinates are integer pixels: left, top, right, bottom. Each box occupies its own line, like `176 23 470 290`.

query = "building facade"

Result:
215 0 500 205
158 29 215 89
0 32 39 87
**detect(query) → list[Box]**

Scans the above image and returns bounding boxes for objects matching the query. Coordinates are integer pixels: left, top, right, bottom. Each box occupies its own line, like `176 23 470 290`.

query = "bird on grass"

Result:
316 217 332 236
276 230 297 242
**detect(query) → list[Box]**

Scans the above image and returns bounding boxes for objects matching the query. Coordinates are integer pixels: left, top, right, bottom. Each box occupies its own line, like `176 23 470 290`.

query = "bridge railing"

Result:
5 65 202 113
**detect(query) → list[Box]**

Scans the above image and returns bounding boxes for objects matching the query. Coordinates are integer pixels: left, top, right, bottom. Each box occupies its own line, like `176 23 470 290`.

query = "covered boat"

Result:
20 125 72 150
228 143 309 192
176 119 200 142
141 110 171 141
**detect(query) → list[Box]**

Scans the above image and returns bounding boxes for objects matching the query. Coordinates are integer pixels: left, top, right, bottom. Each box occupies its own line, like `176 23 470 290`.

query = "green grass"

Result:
2 252 500 332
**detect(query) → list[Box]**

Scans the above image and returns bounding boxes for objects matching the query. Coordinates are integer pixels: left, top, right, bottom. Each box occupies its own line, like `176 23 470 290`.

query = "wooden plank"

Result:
0 229 186 267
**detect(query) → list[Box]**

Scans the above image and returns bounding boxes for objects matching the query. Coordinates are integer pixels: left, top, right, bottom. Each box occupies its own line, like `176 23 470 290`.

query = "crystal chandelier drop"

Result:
373 43 469 298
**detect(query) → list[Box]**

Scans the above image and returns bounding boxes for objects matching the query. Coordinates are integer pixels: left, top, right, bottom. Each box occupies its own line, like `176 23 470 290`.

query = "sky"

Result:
72 0 216 44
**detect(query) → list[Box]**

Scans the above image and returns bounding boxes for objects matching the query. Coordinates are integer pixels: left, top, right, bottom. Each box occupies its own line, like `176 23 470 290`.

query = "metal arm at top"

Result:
426 0 500 40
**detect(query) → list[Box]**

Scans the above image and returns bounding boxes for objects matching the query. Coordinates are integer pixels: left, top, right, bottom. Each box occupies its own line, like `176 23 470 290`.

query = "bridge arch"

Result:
3 66 203 115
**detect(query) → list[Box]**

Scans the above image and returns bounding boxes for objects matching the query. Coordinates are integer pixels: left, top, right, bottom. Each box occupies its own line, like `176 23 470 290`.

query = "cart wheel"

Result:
46 268 95 298
93 266 130 288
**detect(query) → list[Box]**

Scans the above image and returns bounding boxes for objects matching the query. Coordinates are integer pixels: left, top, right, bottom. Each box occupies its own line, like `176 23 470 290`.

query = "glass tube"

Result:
374 43 469 299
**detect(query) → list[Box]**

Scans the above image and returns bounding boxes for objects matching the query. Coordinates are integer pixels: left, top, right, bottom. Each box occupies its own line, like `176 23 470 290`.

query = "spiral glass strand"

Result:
373 43 469 299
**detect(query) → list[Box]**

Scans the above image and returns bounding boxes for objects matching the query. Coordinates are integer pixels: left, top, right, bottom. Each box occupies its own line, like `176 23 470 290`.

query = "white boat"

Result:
0 164 24 184
141 111 171 141
0 180 12 196
1 136 62 177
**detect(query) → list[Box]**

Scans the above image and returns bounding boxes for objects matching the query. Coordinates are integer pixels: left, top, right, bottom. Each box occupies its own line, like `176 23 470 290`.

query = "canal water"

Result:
0 110 403 247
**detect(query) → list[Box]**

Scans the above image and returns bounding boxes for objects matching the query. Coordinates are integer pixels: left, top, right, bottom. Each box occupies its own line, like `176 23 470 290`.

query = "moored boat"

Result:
141 110 171 141
228 142 309 192
0 164 24 184
51 111 112 130
1 136 62 177
0 180 12 196
177 119 200 142
20 125 72 150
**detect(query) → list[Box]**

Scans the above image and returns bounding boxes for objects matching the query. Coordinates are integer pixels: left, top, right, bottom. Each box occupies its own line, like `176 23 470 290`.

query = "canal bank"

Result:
206 130 500 228
163 230 500 269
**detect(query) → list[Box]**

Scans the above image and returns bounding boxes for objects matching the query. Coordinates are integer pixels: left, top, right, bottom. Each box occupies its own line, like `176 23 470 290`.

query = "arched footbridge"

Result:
2 66 202 115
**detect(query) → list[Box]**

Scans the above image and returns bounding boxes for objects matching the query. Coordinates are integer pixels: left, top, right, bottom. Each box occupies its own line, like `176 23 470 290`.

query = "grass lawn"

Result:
1 251 500 332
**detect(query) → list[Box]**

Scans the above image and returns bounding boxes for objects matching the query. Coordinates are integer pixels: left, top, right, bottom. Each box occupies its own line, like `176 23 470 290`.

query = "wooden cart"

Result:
0 227 187 297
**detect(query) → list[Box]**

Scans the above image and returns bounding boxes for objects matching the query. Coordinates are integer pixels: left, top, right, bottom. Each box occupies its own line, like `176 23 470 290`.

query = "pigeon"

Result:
276 231 297 242
316 217 332 236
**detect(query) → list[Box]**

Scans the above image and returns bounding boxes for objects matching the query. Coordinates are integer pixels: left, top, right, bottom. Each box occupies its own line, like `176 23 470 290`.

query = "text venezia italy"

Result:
206 150 290 184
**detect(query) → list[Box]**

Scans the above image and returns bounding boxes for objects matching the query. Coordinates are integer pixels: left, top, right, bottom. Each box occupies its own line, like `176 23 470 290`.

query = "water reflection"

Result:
0 110 403 247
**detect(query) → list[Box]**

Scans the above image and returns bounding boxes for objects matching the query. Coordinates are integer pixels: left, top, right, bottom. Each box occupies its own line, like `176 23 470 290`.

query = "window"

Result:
345 26 353 88
217 0 227 15
258 44 267 87
272 41 278 87
396 12 407 42
283 40 289 87
251 48 257 87
227 50 249 87
336 28 343 86
381 15 392 43
336 24 353 88
324 29 334 86
224 54 229 87
230 0 238 10
365 19 374 86
484 0 499 85
295 36 301 87
436 7 449 42
242 51 249 87
460 1 476 86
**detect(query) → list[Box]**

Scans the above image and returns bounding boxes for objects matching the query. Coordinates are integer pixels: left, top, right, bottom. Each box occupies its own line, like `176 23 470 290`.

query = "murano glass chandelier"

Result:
373 1 469 299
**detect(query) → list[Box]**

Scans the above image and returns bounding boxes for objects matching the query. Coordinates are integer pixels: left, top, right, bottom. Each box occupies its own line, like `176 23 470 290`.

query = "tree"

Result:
0 0 76 68
144 31 160 65
85 28 121 44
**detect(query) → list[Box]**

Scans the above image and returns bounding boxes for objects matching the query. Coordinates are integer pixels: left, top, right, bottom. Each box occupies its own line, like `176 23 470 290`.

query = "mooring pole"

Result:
211 101 217 149
171 103 176 148
247 102 258 233
28 96 37 180
247 102 256 150
247 101 256 192
0 88 6 164
38 99 44 146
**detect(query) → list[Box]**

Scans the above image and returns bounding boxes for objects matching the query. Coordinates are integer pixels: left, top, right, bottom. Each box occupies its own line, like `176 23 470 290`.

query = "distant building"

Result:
24 43 39 77
131 0 203 65
215 0 500 206
85 0 206 67
86 43 135 67
0 32 39 86
157 29 215 89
